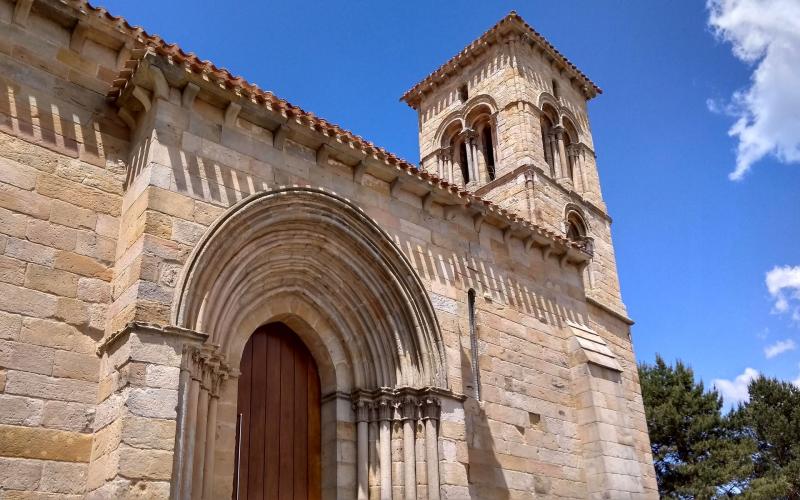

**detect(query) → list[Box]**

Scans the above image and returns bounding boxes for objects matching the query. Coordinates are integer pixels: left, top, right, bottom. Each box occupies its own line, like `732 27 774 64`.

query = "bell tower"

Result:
401 12 627 314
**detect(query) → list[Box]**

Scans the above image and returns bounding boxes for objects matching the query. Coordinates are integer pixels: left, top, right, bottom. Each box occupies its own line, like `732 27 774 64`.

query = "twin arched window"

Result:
539 103 580 186
439 103 498 186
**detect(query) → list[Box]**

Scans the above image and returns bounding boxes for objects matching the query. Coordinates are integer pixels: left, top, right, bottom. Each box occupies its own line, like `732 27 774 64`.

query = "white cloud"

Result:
713 367 759 404
765 265 800 322
707 0 800 180
764 338 797 358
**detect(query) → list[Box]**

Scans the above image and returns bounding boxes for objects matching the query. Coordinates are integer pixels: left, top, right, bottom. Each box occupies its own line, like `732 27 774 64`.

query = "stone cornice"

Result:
111 53 593 269
474 163 612 224
586 297 634 326
96 321 207 356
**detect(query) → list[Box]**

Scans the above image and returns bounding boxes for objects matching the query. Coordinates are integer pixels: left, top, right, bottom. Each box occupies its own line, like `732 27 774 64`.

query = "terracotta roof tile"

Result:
68 1 586 254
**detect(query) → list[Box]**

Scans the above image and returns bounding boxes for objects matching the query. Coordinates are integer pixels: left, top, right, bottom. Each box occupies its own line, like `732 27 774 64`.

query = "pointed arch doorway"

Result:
233 322 321 500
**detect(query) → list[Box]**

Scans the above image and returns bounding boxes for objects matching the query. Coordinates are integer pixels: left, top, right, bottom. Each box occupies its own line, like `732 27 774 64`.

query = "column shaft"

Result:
180 378 201 496
379 420 392 500
425 418 440 500
403 419 416 500
357 420 369 500
201 395 219 499
190 388 209 500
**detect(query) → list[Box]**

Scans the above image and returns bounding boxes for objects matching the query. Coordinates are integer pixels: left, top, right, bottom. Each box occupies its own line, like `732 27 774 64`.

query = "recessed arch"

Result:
435 114 465 148
564 203 590 240
173 186 448 392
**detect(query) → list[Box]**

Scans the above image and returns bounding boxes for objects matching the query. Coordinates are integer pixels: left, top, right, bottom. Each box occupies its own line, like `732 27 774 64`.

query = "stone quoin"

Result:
0 1 657 498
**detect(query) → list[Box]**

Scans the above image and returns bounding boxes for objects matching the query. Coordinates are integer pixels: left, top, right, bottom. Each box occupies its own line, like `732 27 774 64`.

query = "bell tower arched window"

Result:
459 140 470 184
482 126 495 181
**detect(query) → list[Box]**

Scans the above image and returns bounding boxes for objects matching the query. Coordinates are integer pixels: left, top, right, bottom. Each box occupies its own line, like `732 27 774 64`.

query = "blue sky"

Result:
100 0 800 406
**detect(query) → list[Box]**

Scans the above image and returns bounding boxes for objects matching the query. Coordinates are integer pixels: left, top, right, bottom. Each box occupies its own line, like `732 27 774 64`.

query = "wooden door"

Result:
234 323 321 500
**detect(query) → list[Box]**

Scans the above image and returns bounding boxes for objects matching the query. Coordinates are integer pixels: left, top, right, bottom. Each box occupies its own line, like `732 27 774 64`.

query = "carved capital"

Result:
353 399 371 423
400 396 418 421
420 397 441 421
376 397 394 422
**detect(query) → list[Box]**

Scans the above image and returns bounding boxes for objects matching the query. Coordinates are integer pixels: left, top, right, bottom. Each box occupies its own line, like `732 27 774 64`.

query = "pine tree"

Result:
736 377 800 499
639 356 754 498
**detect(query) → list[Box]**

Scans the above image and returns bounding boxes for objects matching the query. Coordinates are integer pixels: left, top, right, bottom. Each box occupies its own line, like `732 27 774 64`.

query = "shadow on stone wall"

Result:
461 345 510 499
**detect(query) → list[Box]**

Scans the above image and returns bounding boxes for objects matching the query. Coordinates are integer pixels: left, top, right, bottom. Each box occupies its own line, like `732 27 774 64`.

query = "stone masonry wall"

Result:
0 2 657 498
0 0 128 496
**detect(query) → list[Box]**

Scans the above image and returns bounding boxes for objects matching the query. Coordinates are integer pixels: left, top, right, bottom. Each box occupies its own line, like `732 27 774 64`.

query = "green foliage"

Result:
736 377 800 499
639 356 754 498
641 357 800 499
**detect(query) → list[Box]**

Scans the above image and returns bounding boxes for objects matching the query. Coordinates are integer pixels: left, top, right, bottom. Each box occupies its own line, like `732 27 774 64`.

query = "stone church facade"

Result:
0 1 657 498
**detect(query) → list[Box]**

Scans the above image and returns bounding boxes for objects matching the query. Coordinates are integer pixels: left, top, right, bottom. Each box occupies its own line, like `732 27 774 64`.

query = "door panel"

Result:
234 323 321 500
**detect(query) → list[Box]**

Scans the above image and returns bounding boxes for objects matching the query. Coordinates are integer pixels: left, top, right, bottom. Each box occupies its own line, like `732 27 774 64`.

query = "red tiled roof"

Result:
69 1 586 253
400 11 602 108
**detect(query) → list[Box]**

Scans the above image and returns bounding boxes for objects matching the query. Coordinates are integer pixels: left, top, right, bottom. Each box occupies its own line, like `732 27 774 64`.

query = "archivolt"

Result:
173 187 447 391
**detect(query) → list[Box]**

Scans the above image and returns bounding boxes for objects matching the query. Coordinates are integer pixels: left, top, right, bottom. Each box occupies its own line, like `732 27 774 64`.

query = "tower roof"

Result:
400 12 602 109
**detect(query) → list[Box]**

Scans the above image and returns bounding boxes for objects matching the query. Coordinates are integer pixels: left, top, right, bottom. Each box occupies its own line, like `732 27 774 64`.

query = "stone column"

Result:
201 370 225 499
377 397 393 500
466 131 479 186
354 399 371 500
566 143 582 190
422 397 441 500
175 345 232 500
401 397 417 500
547 131 559 178
554 126 568 180
440 149 452 185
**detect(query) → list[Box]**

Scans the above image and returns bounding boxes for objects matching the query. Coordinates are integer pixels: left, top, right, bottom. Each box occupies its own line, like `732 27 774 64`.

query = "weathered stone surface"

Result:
0 254 26 285
0 340 54 375
0 423 92 462
121 416 175 450
0 311 22 340
0 457 44 491
19 318 95 354
24 264 79 297
0 283 58 319
116 445 173 481
4 237 57 266
41 400 94 433
126 387 177 419
4 371 97 404
53 251 111 280
0 394 44 426
49 200 97 230
40 461 88 494
52 350 99 382
26 219 78 251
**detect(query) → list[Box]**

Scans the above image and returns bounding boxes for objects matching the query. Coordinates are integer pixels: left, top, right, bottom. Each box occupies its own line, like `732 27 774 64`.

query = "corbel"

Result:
577 260 590 273
540 243 553 261
316 143 333 167
422 192 435 213
503 224 517 245
443 205 462 222
559 251 570 268
13 0 33 26
117 108 136 130
353 159 368 184
116 42 133 70
181 82 200 109
69 21 89 54
131 86 151 112
472 212 485 233
147 64 170 101
272 124 289 150
224 102 241 127
524 236 536 252
390 174 410 198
